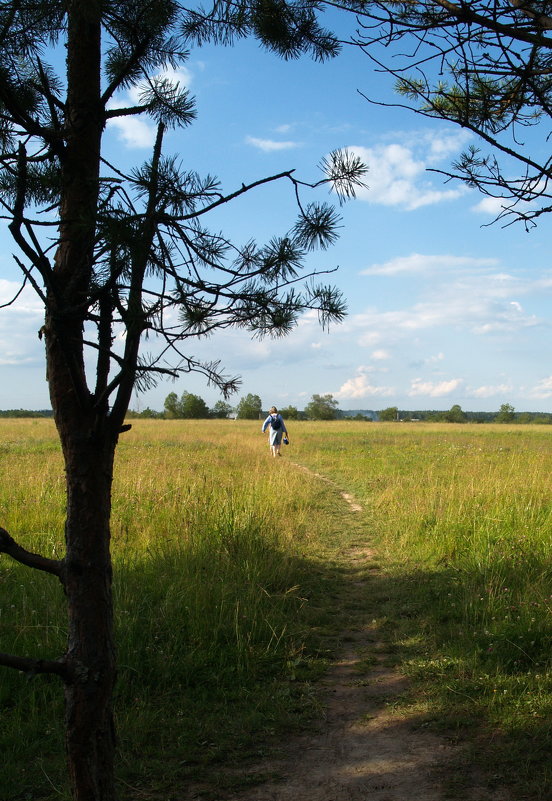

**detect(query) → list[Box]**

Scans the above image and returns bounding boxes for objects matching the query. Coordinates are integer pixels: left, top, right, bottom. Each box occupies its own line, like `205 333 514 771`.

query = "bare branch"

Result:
0 650 69 680
0 273 28 309
0 526 64 581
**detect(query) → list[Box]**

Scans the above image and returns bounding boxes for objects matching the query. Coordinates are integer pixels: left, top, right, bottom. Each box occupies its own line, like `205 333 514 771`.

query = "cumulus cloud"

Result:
245 136 300 152
0 280 44 365
408 378 463 397
107 67 192 149
361 253 498 276
471 196 510 216
334 366 395 400
528 376 552 399
471 183 542 217
371 349 391 360
108 116 157 148
348 130 471 210
471 383 514 398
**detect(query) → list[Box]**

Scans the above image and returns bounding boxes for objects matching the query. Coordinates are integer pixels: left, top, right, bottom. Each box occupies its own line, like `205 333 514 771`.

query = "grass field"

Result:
1 419 551 799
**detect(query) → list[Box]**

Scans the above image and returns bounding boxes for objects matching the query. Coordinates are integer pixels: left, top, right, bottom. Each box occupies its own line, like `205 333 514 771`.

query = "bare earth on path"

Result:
204 467 513 801
224 540 456 801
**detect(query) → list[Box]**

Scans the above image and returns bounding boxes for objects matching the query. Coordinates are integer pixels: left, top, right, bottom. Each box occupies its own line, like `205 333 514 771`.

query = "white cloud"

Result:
471 383 513 398
334 366 395 400
108 116 157 148
528 376 552 399
246 136 300 152
358 330 382 347
361 253 498 276
349 266 543 343
0 279 43 314
107 67 192 149
408 378 463 397
349 130 471 210
472 300 538 334
0 280 44 365
472 196 510 216
471 181 543 217
371 349 391 360
425 129 471 160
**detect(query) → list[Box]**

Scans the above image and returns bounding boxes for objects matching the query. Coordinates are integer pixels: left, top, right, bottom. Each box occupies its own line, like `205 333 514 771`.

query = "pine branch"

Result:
0 650 69 680
0 527 64 581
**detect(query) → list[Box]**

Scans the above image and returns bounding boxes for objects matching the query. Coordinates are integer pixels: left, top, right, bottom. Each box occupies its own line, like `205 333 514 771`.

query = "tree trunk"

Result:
62 431 118 801
42 4 119 797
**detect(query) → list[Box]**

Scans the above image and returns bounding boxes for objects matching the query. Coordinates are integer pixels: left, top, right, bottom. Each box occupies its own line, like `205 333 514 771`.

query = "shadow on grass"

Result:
348 559 552 801
2 530 551 801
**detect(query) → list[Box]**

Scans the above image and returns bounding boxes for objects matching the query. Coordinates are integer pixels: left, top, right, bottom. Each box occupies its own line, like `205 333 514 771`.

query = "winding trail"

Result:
214 463 512 801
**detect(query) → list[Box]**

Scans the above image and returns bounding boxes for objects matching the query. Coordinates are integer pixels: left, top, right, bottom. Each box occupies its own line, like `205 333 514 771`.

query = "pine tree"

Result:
343 0 552 228
0 3 366 799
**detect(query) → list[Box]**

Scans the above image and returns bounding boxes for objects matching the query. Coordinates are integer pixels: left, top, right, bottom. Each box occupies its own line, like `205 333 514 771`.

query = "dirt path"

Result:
216 466 511 801
226 568 453 800
213 468 454 801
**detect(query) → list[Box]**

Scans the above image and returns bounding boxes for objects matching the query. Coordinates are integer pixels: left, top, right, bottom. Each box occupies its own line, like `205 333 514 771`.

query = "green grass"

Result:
0 419 357 799
1 419 552 798
294 421 552 798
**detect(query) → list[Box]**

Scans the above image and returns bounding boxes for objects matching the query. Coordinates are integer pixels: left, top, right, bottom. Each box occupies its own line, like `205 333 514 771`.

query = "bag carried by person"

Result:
270 415 282 430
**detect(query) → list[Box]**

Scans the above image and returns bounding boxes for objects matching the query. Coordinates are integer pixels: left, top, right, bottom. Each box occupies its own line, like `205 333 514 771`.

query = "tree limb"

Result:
0 527 65 581
0 650 69 680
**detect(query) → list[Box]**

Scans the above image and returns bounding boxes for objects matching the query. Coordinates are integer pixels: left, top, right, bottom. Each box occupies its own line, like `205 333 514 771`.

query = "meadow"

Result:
1 418 551 798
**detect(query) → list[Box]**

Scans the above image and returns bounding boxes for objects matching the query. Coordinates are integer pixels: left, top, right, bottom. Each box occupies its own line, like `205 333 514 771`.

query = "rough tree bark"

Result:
0 3 365 799
45 3 118 798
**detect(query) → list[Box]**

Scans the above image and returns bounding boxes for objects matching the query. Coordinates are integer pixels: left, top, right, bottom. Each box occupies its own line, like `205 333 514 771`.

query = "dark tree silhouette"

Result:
338 0 552 228
0 3 366 799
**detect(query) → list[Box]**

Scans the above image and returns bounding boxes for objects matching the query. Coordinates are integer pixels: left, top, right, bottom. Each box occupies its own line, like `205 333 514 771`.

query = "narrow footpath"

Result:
219 466 512 801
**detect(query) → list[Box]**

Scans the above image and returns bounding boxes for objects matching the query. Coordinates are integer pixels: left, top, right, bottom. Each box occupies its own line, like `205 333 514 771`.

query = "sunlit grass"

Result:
1 419 552 798
0 419 348 799
293 421 552 797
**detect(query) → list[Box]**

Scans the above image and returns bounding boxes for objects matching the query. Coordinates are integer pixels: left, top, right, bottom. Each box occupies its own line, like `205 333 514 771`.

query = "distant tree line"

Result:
0 409 53 418
378 403 552 425
2 398 551 424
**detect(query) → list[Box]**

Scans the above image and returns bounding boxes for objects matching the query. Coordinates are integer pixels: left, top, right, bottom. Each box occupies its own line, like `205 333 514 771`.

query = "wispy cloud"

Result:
528 376 552 399
349 130 471 210
470 383 513 398
361 253 498 276
274 124 293 134
0 280 44 365
334 366 395 400
245 136 301 152
107 67 192 149
371 349 391 360
408 378 463 397
348 267 542 342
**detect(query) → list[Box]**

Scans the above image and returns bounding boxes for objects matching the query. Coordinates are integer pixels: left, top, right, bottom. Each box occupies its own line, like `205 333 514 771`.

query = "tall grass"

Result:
293 421 552 796
0 419 348 799
2 419 552 798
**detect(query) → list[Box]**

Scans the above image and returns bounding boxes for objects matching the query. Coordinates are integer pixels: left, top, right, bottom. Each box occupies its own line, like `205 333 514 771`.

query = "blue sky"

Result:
1 18 551 413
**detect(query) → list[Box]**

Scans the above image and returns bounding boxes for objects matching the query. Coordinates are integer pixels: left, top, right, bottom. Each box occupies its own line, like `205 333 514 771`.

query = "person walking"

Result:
261 406 289 458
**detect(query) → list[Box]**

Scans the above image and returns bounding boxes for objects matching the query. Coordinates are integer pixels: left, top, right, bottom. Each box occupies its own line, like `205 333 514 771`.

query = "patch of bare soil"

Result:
220 537 455 801
229 633 452 800
195 470 513 801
